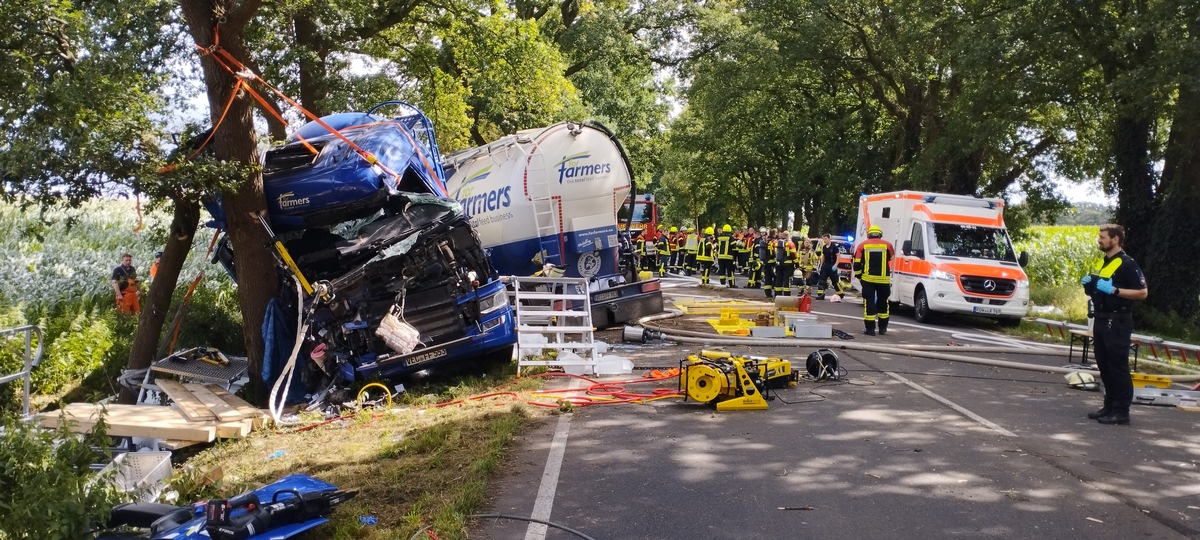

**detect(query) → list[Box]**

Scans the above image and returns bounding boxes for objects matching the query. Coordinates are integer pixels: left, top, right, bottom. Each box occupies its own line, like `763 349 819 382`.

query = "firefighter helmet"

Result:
670 226 678 233
722 224 732 233
705 226 715 235
867 225 883 238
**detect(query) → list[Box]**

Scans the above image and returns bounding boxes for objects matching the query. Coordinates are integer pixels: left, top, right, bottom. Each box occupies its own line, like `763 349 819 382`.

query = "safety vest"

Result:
799 250 818 271
854 238 893 284
656 236 669 255
782 241 797 265
668 233 681 252
686 234 699 254
1090 252 1136 313
696 237 715 261
759 238 775 263
642 235 656 256
717 233 734 260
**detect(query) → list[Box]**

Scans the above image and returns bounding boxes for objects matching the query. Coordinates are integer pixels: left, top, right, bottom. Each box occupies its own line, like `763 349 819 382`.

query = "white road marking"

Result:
884 371 1018 438
524 379 580 540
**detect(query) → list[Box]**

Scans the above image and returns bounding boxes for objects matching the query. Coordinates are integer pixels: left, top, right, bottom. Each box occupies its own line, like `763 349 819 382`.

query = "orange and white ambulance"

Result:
854 191 1030 325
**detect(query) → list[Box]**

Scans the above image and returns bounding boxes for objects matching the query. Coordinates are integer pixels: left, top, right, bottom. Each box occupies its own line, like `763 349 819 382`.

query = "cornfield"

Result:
0 199 230 310
1015 226 1099 287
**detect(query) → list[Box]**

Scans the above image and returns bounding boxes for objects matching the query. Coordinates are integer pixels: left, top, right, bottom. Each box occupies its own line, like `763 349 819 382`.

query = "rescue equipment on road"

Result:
679 350 798 411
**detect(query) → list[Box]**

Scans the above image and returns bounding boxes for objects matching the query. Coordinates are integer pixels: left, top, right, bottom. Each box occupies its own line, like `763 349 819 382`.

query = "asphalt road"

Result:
472 277 1200 540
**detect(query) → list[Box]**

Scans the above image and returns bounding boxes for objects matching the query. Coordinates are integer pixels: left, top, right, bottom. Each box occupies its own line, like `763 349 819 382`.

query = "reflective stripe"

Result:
1093 257 1123 279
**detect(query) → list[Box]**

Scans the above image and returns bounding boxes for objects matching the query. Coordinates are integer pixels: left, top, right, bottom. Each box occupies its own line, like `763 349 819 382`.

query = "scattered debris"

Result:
359 515 378 526
267 450 287 460
1086 517 1104 524
778 506 815 511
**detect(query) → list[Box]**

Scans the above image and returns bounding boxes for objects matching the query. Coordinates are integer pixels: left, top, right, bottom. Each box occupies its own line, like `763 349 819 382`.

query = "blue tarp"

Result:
262 298 307 406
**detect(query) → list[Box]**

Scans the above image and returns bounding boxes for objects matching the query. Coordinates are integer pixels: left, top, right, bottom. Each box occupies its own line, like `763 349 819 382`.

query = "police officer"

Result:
853 225 894 335
1080 223 1148 425
696 226 717 285
814 233 844 299
716 224 736 287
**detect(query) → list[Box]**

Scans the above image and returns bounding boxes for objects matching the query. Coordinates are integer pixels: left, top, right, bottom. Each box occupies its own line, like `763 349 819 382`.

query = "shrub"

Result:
0 414 127 539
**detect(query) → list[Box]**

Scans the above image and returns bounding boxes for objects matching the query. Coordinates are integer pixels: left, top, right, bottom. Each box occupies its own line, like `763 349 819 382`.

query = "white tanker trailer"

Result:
444 121 664 326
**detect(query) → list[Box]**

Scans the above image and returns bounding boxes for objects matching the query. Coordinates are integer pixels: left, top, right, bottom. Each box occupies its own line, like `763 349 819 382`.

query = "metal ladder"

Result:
524 153 562 267
0 325 44 420
509 276 597 375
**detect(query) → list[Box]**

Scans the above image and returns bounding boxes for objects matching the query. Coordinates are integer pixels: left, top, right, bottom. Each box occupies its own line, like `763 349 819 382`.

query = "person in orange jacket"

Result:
111 253 141 315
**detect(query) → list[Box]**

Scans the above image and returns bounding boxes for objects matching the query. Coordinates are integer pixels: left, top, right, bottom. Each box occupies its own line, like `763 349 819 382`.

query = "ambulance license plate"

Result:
972 306 1001 315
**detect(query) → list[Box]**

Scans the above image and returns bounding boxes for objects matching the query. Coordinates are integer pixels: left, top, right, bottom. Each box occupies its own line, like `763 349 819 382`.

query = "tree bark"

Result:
1144 16 1200 320
118 199 200 403
180 0 275 403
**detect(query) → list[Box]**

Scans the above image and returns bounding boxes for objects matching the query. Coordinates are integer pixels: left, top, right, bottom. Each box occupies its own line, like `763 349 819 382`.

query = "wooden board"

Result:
154 379 217 422
39 403 215 442
203 385 267 429
182 383 244 422
157 439 203 451
215 419 253 439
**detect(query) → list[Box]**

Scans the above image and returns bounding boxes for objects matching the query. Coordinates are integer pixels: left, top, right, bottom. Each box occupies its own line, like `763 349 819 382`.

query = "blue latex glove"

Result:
1080 275 1093 286
1095 278 1116 295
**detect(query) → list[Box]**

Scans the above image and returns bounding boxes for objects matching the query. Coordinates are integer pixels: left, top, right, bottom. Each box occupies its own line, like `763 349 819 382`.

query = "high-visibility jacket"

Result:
783 241 797 264
668 233 682 253
655 236 669 256
799 249 819 271
716 233 734 260
735 236 752 257
686 233 700 254
853 237 894 284
696 236 716 262
758 237 774 263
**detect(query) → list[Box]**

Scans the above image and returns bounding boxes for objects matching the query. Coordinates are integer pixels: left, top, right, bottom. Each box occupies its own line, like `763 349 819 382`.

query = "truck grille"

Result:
959 275 1015 296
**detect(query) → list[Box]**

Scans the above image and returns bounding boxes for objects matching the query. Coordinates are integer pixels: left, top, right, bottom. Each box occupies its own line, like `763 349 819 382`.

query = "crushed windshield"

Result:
928 223 1017 262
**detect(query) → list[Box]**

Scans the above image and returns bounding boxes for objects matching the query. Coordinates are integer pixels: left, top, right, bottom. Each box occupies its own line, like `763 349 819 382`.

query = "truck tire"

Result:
913 288 933 324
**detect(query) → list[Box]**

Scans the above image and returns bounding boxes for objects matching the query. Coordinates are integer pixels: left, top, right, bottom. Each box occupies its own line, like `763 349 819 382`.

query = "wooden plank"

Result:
182 383 244 422
154 379 217 422
203 385 264 418
214 419 252 439
39 404 215 442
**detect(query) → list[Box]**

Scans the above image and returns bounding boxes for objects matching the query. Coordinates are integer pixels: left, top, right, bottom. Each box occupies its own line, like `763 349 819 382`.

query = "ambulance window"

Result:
882 207 891 219
910 222 924 251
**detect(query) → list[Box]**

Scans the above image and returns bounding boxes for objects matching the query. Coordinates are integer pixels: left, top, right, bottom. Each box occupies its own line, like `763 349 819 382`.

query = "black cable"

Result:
470 514 598 540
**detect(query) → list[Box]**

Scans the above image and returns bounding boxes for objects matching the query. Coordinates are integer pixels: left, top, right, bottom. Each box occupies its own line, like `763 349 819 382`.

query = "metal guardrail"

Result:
0 325 44 418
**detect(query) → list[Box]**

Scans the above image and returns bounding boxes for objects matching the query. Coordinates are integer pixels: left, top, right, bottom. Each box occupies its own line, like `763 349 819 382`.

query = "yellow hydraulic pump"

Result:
679 350 797 411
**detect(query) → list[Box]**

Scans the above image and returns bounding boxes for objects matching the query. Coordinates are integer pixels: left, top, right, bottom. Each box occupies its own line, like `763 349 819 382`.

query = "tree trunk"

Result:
118 199 200 403
180 0 275 403
294 14 327 118
1109 109 1157 262
1145 19 1200 320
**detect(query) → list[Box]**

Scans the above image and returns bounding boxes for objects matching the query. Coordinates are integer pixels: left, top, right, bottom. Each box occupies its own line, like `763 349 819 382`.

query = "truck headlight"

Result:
1016 279 1029 289
931 269 956 282
479 289 510 314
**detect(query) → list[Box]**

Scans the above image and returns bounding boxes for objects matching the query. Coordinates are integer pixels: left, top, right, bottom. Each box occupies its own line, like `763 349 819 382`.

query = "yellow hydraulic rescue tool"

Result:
680 350 797 411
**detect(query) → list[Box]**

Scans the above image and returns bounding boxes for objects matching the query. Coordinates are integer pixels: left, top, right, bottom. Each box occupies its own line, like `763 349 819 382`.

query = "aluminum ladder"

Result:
509 276 597 375
523 153 562 267
0 325 44 420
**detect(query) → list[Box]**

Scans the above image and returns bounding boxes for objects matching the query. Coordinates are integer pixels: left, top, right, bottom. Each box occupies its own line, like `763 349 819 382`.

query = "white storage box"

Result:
790 323 833 339
751 326 787 338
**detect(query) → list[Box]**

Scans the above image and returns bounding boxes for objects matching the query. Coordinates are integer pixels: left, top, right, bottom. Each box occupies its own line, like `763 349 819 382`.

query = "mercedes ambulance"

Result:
854 191 1030 325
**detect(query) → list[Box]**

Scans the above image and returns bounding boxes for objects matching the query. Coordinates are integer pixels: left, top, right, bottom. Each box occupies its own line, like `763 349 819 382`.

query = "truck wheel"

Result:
913 289 933 323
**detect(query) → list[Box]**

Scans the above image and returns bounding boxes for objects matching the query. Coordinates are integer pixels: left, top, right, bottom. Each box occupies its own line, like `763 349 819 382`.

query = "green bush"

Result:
0 414 127 539
1015 226 1099 287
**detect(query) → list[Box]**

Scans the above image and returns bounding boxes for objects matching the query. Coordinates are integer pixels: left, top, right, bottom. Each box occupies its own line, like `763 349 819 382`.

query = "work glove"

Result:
1080 275 1092 286
1095 278 1116 295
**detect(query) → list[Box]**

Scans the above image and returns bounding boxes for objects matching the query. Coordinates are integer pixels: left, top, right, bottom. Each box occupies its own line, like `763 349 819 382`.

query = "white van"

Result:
855 191 1030 326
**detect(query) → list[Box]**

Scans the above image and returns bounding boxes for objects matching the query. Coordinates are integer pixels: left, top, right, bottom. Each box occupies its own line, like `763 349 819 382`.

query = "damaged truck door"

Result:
207 102 516 391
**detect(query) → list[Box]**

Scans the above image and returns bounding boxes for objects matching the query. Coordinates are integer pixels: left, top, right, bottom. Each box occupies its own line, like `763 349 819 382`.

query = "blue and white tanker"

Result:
444 121 664 326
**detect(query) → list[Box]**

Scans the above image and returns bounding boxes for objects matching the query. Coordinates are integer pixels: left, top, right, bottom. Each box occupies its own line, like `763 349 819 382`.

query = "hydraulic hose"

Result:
269 279 310 424
636 310 1200 383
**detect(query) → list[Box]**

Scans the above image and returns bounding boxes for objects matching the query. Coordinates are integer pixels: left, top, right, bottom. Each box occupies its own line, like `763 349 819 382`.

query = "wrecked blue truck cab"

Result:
208 103 516 385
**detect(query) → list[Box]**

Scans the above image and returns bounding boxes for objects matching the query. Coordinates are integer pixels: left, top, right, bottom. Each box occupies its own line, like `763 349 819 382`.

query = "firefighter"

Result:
1080 223 1148 425
667 226 682 272
641 227 657 271
744 226 763 286
853 225 895 335
685 227 700 275
797 237 819 295
716 224 736 287
696 226 716 285
814 233 844 300
736 229 752 274
655 232 670 276
759 228 776 298
774 231 796 297
634 231 646 271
